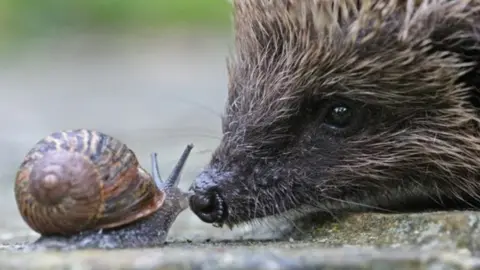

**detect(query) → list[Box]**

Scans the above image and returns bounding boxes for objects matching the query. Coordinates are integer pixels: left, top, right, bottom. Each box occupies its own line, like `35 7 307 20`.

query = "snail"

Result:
14 129 193 250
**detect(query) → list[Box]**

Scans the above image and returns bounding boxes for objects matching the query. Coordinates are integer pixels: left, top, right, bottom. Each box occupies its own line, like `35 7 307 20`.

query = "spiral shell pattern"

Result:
14 129 164 236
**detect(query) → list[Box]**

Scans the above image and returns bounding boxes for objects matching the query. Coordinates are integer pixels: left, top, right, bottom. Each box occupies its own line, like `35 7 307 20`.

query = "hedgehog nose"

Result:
189 169 228 224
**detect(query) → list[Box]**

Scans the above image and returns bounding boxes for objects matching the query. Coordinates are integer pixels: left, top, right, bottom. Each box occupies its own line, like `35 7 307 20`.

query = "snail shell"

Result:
14 129 165 236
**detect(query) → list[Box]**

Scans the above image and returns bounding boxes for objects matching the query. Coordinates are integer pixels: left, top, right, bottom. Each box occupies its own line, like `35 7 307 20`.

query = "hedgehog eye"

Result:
324 104 353 129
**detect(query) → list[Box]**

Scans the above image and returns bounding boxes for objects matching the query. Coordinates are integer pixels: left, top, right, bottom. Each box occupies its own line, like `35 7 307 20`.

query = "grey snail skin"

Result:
14 129 193 250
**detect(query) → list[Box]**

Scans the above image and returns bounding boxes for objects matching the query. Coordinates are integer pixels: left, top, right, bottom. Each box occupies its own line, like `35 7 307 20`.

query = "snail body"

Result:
14 129 193 249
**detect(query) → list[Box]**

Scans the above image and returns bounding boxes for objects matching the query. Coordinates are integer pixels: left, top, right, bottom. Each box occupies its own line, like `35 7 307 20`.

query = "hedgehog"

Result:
188 0 480 230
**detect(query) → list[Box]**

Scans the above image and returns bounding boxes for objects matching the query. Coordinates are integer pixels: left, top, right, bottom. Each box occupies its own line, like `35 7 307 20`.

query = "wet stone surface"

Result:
3 211 480 269
302 211 480 251
1 246 480 270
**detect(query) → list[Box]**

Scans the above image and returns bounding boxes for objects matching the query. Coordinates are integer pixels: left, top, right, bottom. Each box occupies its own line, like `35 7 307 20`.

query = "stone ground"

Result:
1 31 480 269
3 211 480 269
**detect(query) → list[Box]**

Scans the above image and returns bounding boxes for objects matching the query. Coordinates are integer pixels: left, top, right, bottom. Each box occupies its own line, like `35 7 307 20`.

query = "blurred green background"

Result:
0 0 232 49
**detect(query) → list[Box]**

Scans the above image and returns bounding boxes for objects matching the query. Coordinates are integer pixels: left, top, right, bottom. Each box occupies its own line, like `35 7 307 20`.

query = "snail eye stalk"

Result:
150 144 194 190
150 152 163 190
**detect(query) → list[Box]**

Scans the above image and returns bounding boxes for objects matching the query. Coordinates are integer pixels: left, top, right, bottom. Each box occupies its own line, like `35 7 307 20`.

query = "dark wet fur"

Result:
192 0 480 229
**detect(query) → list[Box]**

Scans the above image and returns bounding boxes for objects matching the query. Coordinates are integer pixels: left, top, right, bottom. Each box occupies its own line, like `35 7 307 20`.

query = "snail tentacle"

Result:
151 144 193 189
150 152 163 189
150 144 193 190
165 144 193 188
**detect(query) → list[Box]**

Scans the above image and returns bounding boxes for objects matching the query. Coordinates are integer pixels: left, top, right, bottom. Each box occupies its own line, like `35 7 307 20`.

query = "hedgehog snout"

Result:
189 168 228 224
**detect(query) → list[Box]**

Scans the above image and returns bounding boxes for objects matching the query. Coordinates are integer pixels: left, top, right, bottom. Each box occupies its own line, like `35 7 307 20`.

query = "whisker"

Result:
155 133 222 140
141 126 221 135
321 194 394 213
162 93 224 119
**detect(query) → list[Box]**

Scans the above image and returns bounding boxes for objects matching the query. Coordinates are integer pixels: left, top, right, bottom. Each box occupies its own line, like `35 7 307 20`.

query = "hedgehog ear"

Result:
427 25 480 108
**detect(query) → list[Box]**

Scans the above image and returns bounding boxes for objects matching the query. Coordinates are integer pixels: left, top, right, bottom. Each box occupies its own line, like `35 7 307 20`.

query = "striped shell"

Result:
14 129 165 236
